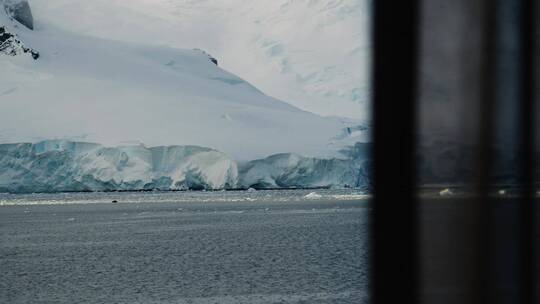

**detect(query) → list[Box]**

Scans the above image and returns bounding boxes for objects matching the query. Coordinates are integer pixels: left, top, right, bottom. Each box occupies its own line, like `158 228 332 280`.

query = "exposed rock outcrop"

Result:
238 153 370 190
0 25 38 58
3 0 33 30
193 48 218 66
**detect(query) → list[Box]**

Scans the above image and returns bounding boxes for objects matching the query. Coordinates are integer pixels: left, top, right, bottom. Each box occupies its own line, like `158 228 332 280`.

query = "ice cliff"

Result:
0 140 370 193
239 152 371 190
0 141 238 193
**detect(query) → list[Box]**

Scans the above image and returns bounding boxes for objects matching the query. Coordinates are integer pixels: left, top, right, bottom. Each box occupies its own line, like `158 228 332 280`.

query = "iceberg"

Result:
304 192 322 199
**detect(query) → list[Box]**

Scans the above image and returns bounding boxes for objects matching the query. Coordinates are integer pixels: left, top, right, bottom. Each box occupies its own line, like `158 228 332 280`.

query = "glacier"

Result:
239 153 371 190
0 1 366 161
0 140 370 193
0 140 238 193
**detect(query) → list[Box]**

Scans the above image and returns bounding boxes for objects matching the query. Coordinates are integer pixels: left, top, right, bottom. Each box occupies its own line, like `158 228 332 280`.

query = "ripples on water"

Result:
0 190 370 304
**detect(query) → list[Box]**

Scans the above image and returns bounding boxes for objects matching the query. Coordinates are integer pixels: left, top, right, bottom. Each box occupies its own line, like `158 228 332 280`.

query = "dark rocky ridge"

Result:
194 48 218 66
3 0 33 30
0 25 38 58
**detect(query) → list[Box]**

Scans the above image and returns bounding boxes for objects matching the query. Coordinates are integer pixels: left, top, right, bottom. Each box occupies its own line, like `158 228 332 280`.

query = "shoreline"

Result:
0 186 365 195
0 189 371 207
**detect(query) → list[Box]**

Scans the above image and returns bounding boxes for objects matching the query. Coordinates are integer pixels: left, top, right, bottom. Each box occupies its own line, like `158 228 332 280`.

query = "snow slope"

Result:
26 0 371 119
0 2 367 161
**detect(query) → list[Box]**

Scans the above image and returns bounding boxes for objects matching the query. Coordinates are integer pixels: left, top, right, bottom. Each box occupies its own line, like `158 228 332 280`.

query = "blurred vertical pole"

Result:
372 1 419 304
477 0 497 303
519 0 536 303
478 0 537 302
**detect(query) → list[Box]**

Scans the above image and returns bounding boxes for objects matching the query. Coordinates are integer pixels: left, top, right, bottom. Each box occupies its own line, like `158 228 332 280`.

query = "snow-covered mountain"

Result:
0 1 368 162
26 0 371 119
0 1 372 193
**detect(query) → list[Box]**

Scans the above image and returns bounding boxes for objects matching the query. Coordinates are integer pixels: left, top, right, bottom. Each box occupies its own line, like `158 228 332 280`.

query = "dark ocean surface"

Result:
0 190 369 304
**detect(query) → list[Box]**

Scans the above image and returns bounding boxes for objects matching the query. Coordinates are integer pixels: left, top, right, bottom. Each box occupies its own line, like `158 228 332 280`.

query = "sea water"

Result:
0 189 370 304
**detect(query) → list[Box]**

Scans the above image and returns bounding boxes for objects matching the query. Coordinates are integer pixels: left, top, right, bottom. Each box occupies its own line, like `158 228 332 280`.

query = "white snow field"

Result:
26 0 372 119
0 1 368 162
